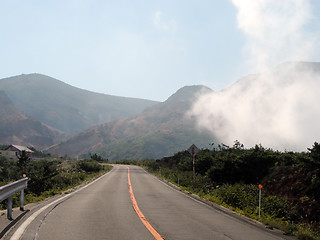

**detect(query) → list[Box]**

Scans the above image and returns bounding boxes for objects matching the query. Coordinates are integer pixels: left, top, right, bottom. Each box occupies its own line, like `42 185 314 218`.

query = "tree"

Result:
17 150 30 172
308 142 320 163
91 153 105 162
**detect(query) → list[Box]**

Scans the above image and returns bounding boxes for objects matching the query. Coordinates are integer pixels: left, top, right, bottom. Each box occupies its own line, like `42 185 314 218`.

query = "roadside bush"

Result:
0 157 18 181
262 195 292 219
211 184 258 210
26 160 59 196
1 157 110 210
51 172 86 190
209 184 298 223
77 160 102 173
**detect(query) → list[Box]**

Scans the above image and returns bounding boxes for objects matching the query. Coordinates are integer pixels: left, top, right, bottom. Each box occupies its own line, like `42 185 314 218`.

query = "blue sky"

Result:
1 0 319 101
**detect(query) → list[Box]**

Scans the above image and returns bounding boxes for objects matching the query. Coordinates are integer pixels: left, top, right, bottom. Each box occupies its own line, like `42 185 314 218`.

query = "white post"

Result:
258 184 262 218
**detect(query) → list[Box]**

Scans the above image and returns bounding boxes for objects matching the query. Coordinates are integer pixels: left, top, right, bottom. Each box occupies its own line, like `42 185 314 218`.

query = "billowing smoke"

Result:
188 0 320 151
233 0 316 70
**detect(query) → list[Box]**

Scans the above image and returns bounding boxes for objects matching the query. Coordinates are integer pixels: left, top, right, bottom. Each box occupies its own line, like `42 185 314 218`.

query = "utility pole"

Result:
188 144 199 190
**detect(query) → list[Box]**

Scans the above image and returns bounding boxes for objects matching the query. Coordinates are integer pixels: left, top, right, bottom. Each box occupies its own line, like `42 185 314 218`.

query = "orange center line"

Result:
127 167 164 240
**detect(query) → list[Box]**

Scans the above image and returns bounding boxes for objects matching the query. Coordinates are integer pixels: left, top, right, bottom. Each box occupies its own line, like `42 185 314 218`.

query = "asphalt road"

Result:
6 165 295 240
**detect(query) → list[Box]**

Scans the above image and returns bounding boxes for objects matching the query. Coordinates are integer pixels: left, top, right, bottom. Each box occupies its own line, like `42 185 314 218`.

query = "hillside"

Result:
0 91 65 149
0 74 158 136
48 85 217 160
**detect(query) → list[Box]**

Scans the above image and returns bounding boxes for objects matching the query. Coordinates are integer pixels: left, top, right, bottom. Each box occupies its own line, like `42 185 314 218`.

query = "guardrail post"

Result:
20 189 24 211
7 196 13 220
0 177 28 220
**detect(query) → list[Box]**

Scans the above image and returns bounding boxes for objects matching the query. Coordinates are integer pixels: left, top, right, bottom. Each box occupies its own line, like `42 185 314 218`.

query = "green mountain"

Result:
0 91 65 149
48 86 217 160
0 74 158 136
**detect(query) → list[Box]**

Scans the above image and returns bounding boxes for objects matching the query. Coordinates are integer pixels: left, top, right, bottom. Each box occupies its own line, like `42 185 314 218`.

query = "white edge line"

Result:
10 168 114 240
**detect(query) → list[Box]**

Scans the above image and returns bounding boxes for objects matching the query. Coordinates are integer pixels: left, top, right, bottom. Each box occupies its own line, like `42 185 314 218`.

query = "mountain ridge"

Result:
0 73 158 136
0 91 65 149
47 85 217 160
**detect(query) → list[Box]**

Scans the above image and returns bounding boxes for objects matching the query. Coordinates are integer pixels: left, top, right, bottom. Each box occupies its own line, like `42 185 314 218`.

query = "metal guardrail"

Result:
0 178 28 220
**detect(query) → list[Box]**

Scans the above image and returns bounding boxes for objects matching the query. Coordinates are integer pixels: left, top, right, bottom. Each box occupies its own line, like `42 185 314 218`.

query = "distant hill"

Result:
48 86 217 160
0 91 65 149
0 74 158 136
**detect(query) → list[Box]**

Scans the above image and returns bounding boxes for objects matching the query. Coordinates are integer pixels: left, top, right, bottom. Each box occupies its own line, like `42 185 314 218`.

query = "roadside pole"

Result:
192 154 195 190
188 144 199 191
258 184 263 218
177 172 180 185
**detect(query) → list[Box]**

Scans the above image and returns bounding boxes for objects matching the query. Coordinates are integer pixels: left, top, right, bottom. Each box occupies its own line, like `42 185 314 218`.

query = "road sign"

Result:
188 144 199 191
188 144 199 156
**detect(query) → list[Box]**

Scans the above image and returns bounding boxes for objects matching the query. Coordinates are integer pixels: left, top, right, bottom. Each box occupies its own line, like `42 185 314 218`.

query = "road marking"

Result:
127 167 164 240
10 193 71 240
10 169 114 240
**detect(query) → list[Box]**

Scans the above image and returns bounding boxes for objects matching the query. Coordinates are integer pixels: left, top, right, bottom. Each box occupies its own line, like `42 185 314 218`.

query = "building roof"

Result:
6 145 34 153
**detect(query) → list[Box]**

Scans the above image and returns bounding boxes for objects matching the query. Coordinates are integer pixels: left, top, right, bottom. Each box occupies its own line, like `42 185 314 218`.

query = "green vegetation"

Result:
90 153 108 162
91 129 214 161
0 145 7 150
138 141 320 240
0 156 111 209
17 150 31 173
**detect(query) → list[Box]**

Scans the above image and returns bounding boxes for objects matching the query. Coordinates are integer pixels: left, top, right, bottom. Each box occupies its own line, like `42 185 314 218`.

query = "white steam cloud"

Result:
188 0 320 151
233 0 316 70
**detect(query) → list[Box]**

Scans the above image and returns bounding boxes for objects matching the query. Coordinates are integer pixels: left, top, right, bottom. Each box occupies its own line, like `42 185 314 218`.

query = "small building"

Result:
0 150 18 159
5 145 34 158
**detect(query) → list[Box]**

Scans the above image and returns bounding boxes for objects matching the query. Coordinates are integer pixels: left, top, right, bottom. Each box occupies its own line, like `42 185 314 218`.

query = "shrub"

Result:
211 184 256 209
77 160 102 173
